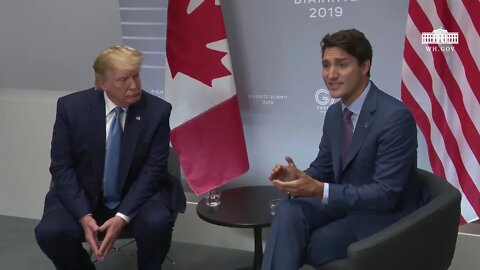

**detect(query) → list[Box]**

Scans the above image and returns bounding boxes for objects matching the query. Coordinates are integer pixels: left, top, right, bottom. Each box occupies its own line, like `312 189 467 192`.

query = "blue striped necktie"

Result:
103 107 123 209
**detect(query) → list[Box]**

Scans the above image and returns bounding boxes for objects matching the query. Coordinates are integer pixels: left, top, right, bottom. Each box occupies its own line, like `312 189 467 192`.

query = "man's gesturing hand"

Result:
269 156 299 182
270 156 324 198
79 215 100 259
97 216 127 262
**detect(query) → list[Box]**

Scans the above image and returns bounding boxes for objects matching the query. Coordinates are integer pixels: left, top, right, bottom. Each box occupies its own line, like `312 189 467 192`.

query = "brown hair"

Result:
321 29 372 76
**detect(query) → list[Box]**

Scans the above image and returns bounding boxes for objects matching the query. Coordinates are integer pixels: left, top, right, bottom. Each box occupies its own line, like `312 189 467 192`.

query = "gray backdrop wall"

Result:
115 0 431 191
0 0 430 219
222 0 431 188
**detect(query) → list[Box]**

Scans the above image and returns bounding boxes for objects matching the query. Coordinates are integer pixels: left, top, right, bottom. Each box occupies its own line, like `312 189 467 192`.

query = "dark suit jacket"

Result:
305 82 422 238
45 88 186 221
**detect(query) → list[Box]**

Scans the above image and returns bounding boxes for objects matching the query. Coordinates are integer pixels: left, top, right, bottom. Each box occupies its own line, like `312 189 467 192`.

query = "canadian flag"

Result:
164 0 249 195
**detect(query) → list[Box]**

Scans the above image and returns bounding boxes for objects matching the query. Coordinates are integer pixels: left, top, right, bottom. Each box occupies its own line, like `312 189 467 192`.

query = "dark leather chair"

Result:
315 168 461 270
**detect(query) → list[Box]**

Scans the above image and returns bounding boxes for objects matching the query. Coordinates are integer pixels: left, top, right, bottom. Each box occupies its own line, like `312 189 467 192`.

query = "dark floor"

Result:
0 215 315 270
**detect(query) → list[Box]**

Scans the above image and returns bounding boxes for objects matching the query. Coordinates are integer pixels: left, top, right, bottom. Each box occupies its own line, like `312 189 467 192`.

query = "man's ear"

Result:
361 59 371 75
96 79 107 91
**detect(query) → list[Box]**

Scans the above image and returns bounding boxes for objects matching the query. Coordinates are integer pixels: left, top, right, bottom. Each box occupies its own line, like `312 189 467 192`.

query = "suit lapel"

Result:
88 89 107 191
342 85 378 170
117 95 144 190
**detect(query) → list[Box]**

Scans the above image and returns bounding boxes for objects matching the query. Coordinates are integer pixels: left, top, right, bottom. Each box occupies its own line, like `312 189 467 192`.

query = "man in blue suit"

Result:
262 29 423 269
35 45 186 270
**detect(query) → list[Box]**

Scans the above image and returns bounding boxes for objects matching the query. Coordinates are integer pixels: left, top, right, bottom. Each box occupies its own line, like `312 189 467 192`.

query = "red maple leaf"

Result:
166 0 232 87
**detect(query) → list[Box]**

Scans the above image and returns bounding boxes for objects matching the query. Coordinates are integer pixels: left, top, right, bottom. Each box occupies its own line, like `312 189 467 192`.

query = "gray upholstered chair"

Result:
315 168 461 270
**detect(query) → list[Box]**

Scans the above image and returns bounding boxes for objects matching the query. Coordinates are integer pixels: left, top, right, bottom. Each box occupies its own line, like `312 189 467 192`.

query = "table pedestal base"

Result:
252 227 263 270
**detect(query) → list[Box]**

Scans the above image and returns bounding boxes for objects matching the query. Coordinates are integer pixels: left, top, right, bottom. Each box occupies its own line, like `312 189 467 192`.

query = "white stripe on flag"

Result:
447 0 480 70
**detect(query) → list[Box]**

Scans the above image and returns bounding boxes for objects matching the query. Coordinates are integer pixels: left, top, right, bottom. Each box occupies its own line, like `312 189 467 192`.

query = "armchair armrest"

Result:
347 178 460 270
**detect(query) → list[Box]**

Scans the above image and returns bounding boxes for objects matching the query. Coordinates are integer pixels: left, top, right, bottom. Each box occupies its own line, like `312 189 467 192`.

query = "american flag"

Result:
401 0 480 223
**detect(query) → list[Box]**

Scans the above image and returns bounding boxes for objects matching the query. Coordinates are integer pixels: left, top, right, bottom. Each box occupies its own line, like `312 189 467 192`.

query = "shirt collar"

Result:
342 80 371 116
104 92 128 116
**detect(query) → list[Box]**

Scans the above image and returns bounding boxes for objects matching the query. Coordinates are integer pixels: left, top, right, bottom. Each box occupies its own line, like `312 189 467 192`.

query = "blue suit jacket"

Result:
44 88 186 221
305 83 422 238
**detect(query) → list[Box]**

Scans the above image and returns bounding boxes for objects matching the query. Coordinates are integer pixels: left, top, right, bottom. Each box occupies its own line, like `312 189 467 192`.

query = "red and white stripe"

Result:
401 0 480 223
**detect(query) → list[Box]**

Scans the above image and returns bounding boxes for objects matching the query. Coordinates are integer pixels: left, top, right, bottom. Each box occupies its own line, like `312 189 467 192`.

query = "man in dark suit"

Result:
261 29 423 269
35 45 186 270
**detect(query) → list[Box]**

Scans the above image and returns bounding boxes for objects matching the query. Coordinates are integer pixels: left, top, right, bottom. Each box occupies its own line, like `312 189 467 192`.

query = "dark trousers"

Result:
35 196 174 270
261 197 358 270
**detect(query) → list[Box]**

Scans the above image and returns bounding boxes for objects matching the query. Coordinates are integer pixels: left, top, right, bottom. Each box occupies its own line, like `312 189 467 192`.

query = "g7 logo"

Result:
315 89 335 106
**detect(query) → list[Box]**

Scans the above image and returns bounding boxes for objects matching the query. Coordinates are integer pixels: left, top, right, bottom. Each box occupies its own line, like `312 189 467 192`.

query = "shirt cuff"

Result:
115 212 131 223
322 183 329 204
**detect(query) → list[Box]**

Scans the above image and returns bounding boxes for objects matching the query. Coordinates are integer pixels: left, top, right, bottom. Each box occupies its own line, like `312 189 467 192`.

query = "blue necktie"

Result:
104 107 123 209
341 108 354 165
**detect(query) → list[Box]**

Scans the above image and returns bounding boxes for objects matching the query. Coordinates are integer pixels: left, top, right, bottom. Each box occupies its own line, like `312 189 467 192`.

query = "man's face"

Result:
98 67 142 107
322 47 370 106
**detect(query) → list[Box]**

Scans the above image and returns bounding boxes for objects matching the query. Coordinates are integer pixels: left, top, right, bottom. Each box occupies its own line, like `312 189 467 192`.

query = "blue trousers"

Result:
261 197 358 270
35 196 173 270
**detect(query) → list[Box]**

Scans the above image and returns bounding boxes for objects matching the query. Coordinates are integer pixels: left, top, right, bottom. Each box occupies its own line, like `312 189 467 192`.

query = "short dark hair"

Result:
321 29 372 76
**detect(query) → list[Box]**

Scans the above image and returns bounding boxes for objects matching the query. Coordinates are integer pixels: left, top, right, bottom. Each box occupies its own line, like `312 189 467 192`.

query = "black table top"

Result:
196 186 287 228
